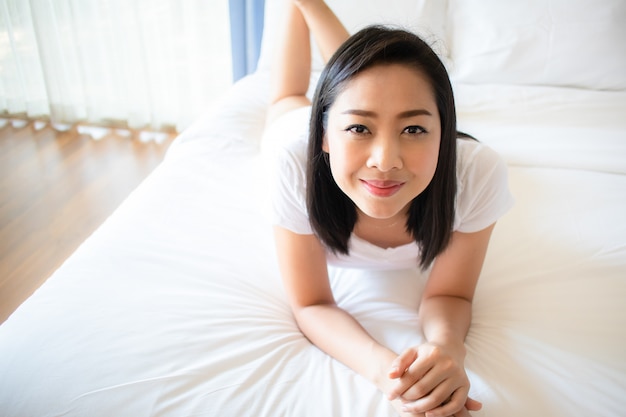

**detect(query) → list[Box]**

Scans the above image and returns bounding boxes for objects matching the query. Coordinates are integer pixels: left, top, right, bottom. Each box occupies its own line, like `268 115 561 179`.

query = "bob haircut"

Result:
306 25 459 269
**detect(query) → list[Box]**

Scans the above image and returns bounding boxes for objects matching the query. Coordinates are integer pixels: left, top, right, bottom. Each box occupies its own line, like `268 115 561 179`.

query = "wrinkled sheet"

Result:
1 74 625 417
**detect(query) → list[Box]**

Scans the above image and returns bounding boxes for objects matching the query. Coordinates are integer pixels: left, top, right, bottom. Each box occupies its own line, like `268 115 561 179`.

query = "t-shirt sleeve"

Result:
263 107 314 235
454 141 515 233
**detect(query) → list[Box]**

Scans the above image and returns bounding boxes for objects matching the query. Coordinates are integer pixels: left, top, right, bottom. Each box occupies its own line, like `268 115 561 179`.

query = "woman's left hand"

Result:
386 342 480 417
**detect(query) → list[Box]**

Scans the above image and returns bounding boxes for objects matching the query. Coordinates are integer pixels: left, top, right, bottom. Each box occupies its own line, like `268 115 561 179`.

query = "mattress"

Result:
0 69 625 416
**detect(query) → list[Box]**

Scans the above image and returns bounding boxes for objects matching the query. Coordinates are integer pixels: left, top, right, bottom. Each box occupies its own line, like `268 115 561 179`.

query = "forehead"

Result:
331 63 437 113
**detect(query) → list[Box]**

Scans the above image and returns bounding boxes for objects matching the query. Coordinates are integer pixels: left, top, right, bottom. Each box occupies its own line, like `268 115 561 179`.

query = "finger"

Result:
402 383 456 416
389 355 440 401
464 396 482 411
398 352 465 403
388 367 433 403
420 387 468 417
388 363 436 402
421 395 482 417
389 347 418 379
449 407 471 417
397 372 444 403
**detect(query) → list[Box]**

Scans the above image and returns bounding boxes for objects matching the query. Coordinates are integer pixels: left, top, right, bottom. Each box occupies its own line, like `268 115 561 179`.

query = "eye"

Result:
345 124 370 135
403 125 427 135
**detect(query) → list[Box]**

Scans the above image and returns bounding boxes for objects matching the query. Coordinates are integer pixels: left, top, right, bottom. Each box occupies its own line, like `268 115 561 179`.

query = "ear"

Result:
322 134 329 153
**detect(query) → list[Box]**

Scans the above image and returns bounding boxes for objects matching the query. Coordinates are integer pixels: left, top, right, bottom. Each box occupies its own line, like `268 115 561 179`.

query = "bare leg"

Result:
267 3 312 123
295 0 349 63
267 1 350 124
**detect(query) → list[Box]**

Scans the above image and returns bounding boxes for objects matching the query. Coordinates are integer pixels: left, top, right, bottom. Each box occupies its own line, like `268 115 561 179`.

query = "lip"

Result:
360 179 405 197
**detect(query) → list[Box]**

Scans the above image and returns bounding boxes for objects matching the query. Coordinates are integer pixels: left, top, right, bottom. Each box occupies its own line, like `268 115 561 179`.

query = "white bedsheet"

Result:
1 74 625 417
454 83 626 174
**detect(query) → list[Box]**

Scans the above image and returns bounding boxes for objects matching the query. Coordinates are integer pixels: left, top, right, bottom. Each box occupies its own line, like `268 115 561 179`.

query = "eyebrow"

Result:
341 109 432 118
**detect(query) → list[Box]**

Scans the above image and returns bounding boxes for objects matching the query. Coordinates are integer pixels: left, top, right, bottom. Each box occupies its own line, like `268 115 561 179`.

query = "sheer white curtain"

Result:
0 0 232 136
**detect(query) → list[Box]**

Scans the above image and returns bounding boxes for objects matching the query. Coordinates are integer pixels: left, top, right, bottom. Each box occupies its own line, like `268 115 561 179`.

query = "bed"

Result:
1 0 625 416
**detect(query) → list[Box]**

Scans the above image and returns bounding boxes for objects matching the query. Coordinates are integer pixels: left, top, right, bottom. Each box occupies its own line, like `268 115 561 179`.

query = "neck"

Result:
356 209 407 230
353 210 414 248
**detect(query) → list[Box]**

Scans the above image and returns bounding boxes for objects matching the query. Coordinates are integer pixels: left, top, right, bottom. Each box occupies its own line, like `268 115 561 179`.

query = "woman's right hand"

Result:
385 341 482 417
380 351 481 417
391 397 482 417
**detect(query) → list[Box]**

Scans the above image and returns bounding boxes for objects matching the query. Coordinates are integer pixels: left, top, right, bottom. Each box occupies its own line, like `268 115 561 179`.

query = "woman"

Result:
264 1 514 416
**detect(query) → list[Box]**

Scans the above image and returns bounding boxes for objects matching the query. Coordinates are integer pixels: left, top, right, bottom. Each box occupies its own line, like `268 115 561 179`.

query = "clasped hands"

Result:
386 343 482 417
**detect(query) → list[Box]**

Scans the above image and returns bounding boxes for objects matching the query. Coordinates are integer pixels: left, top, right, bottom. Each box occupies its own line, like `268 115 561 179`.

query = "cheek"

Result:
327 149 348 181
407 141 441 176
324 135 348 171
326 142 359 189
323 137 350 184
428 146 441 174
428 143 441 170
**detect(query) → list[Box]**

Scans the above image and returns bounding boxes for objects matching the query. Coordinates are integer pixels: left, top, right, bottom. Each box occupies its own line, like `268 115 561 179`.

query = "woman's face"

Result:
323 63 441 222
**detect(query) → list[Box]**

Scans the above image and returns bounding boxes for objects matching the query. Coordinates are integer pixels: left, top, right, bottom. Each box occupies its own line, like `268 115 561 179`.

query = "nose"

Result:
366 136 403 172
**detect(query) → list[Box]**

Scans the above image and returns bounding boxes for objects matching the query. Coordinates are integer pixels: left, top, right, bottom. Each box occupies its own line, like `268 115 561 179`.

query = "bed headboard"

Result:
257 0 449 74
257 0 626 91
446 0 626 91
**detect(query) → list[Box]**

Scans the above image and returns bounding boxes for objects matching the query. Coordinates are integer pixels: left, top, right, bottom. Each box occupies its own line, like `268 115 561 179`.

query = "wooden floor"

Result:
0 121 175 323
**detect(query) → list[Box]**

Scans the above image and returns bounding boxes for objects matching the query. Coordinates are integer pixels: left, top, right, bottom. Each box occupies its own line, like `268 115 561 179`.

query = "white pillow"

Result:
257 0 449 74
447 0 626 91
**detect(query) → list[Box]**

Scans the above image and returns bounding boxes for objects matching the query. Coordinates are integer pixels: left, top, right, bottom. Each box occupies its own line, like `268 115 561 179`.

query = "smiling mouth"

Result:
360 179 405 197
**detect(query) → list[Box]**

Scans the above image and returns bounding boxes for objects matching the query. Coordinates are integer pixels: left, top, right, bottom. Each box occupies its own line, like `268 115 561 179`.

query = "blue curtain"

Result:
229 0 265 82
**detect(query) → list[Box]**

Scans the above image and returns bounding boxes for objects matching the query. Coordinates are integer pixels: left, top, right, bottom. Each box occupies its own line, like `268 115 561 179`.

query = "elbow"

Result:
422 293 474 304
418 294 474 316
290 301 339 328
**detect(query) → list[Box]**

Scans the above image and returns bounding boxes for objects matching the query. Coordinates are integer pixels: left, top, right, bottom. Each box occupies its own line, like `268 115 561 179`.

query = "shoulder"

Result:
263 106 314 235
262 107 311 191
454 139 515 233
456 138 511 196
456 138 507 178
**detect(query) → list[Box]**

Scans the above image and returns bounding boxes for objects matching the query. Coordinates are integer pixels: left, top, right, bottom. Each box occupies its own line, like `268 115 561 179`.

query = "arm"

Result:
388 224 496 417
275 226 429 417
274 226 398 388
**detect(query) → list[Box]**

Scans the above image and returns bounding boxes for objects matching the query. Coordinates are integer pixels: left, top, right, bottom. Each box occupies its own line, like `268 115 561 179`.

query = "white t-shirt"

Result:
263 107 515 270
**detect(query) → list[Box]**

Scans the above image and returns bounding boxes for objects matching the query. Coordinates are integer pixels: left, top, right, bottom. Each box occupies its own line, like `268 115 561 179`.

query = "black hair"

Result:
306 25 459 269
